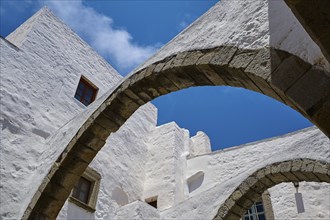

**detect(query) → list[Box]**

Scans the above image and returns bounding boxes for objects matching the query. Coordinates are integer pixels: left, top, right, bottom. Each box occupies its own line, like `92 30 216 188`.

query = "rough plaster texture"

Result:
187 127 329 193
161 127 330 219
57 104 157 219
134 0 329 74
143 122 190 211
190 131 211 158
1 3 330 220
58 202 94 220
20 1 330 217
115 201 160 220
269 182 330 219
0 8 155 219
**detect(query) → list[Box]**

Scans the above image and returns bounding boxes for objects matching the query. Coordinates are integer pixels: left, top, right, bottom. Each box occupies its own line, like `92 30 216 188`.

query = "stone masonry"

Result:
25 46 330 219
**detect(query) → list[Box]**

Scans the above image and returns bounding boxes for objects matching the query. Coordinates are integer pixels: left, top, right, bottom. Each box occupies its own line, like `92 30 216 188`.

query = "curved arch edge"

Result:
214 158 330 220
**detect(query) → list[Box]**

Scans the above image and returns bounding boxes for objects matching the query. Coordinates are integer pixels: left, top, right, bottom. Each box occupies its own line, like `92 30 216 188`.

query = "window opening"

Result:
74 76 98 106
69 167 101 212
72 176 91 204
145 196 158 209
243 202 266 220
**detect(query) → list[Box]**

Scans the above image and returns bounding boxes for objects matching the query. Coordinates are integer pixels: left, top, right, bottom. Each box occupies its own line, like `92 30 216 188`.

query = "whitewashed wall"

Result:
143 122 189 211
189 131 211 158
1 3 329 220
57 104 157 220
270 182 330 219
0 8 156 219
160 127 330 220
135 0 329 72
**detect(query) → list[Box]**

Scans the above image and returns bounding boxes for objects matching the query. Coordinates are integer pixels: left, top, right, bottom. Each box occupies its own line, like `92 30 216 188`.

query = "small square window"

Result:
69 167 101 212
74 76 98 106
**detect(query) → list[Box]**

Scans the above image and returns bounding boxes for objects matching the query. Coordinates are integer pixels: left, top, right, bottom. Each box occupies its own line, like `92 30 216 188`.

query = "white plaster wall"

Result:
143 122 189 211
269 182 330 219
2 4 330 220
115 200 160 220
187 126 330 194
6 8 41 47
0 7 156 219
67 202 95 220
161 127 330 219
57 103 157 220
134 0 329 73
189 131 211 158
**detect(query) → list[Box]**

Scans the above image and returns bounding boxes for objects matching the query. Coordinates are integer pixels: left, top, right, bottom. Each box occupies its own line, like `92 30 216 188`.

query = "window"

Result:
69 167 101 212
145 196 158 209
243 202 266 220
72 177 91 204
74 76 98 106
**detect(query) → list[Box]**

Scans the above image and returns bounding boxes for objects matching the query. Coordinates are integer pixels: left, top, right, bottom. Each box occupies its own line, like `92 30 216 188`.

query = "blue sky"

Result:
0 0 312 150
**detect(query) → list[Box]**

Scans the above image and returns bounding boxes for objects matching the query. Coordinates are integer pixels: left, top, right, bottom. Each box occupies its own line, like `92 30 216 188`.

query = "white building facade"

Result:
1 1 329 220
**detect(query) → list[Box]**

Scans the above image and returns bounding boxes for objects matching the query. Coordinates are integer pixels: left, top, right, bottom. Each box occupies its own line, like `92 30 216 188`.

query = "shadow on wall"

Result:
112 187 129 206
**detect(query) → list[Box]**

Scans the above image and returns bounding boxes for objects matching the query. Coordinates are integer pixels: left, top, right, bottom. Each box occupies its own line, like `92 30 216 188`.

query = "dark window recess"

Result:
72 177 92 204
147 200 157 208
74 77 98 106
243 202 266 220
145 196 158 209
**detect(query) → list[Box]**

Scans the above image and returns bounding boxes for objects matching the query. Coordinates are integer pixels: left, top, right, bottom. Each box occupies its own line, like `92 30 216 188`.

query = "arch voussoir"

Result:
313 161 330 182
269 56 330 135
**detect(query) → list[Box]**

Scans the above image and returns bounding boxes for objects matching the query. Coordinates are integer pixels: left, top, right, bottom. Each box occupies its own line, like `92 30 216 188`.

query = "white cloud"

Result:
178 13 192 30
43 0 159 74
179 21 189 30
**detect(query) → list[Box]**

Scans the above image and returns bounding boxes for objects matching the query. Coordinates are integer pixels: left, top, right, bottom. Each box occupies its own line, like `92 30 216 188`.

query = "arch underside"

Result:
24 46 330 219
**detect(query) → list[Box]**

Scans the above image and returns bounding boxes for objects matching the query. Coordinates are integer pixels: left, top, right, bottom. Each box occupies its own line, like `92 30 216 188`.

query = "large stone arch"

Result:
24 47 330 219
214 158 330 220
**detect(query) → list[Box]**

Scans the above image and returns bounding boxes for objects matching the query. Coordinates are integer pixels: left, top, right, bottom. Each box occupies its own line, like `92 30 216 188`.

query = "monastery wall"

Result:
57 104 157 220
189 131 211 157
1 3 329 220
143 122 190 211
0 8 156 219
186 127 329 193
161 127 330 219
135 0 329 73
270 182 330 219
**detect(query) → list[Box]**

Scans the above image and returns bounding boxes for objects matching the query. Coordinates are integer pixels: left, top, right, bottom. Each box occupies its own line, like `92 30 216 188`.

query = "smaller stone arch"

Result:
214 159 330 220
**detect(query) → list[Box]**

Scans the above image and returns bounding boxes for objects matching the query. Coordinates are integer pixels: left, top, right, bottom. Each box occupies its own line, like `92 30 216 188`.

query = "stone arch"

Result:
24 47 330 219
214 158 330 220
